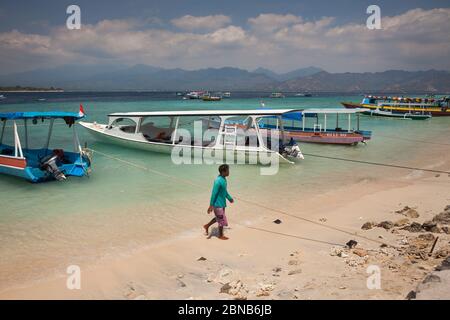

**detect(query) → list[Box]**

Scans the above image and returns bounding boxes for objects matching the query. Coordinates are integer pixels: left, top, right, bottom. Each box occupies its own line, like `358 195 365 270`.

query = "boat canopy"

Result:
0 111 84 121
109 109 303 118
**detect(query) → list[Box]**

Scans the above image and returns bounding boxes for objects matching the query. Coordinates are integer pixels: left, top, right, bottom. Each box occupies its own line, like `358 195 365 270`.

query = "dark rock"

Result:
346 240 358 248
442 226 449 234
432 210 450 225
220 283 232 294
422 274 441 284
435 256 450 271
422 221 440 233
273 219 282 224
402 222 423 233
378 221 394 230
406 290 416 300
361 222 374 230
197 256 207 261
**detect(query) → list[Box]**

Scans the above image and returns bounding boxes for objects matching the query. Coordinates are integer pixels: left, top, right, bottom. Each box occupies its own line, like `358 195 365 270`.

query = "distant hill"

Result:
253 66 323 81
0 64 449 93
278 70 450 93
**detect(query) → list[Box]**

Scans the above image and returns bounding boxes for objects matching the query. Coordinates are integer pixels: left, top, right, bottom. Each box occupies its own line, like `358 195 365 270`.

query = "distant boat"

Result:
185 91 206 99
222 92 231 98
0 94 5 99
342 95 450 117
202 94 221 101
37 98 46 102
270 92 285 98
295 93 312 97
361 108 431 120
176 92 184 96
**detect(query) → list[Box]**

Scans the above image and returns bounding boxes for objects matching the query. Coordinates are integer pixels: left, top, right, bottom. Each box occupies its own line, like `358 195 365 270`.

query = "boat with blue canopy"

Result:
0 106 92 182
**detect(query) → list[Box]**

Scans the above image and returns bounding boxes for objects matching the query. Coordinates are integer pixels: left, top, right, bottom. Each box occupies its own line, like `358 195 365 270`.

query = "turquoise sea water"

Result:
0 92 449 289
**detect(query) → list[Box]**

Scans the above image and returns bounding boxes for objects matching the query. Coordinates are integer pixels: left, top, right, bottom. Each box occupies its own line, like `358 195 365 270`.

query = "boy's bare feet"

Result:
218 236 229 240
203 224 209 235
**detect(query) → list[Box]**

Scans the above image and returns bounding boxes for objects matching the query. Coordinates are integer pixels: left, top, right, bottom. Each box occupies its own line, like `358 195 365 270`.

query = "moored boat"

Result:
360 108 431 120
258 109 371 145
270 92 285 98
0 106 91 182
342 95 450 117
79 109 305 164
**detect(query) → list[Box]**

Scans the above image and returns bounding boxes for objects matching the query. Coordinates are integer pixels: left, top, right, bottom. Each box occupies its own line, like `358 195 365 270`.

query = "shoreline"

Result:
1 169 449 299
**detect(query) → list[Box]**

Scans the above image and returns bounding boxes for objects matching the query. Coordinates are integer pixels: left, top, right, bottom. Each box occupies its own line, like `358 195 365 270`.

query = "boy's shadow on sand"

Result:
207 227 231 239
207 227 219 239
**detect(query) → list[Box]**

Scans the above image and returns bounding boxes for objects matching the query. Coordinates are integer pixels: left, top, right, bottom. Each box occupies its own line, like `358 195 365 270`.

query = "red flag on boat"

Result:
79 104 85 117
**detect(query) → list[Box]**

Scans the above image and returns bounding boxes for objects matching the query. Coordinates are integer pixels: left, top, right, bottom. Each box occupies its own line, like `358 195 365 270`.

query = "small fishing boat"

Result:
258 109 371 145
185 91 206 99
0 106 91 182
79 109 305 164
342 95 450 117
202 94 221 101
0 94 5 100
222 92 231 98
270 92 285 98
361 108 431 120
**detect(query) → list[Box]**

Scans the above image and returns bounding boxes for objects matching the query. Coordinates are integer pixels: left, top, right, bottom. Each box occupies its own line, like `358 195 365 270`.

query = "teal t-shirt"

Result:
210 175 233 208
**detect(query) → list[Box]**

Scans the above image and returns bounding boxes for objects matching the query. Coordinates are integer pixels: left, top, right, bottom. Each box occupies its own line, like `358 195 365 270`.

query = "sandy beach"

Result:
1 166 449 300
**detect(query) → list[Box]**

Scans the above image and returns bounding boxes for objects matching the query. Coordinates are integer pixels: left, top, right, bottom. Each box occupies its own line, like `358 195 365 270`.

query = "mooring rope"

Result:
86 147 399 248
302 153 450 175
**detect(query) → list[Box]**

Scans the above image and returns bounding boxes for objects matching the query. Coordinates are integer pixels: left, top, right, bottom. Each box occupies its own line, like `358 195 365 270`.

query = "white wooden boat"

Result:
79 109 305 164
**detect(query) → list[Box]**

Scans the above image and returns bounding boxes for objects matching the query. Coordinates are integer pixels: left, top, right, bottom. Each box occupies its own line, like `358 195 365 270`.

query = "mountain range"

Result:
0 64 449 93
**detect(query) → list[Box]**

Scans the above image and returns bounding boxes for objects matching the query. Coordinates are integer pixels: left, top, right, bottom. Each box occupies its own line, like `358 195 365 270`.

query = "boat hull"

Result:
80 122 300 164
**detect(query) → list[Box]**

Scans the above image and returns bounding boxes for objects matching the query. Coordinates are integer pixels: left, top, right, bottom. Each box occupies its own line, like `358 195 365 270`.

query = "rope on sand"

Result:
86 147 398 248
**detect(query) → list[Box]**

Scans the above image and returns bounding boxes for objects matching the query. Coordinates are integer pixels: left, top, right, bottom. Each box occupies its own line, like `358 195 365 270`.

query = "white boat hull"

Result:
79 121 299 164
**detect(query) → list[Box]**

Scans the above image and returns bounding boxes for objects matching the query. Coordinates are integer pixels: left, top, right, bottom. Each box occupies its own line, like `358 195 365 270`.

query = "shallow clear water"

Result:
0 92 449 289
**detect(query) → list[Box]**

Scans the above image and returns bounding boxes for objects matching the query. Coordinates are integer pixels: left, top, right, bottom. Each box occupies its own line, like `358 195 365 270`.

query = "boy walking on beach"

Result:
204 164 234 240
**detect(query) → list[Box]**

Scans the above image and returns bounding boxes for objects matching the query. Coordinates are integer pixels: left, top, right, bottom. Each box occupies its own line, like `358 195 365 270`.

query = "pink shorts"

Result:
214 207 228 227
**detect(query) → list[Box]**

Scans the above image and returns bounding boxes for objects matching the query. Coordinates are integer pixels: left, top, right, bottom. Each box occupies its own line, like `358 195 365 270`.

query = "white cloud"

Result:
0 8 450 74
171 14 231 31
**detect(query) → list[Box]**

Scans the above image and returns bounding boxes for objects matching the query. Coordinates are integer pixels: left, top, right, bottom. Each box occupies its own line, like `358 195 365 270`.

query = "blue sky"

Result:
0 0 449 74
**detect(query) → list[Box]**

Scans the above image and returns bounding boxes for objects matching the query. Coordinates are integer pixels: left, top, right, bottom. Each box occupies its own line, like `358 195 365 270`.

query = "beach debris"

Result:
330 247 349 258
288 260 299 266
272 267 282 273
422 221 441 233
396 206 420 218
319 218 327 223
197 256 207 261
402 222 423 233
436 256 450 271
352 248 369 257
361 222 375 230
442 226 450 234
220 280 248 299
288 269 302 275
273 219 282 224
378 221 394 230
346 255 368 267
394 218 410 227
346 240 358 249
434 249 448 259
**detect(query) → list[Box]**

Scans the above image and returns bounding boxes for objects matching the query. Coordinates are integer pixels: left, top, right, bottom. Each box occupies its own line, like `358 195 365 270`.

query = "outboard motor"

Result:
281 138 304 160
40 154 67 181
